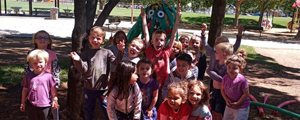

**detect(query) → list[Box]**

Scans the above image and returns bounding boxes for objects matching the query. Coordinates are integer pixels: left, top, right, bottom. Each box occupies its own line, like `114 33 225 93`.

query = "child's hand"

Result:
237 25 244 36
146 109 153 118
229 102 238 107
70 51 80 61
20 103 25 112
117 40 125 52
225 99 232 107
176 4 182 19
141 7 146 18
202 23 207 34
52 100 60 110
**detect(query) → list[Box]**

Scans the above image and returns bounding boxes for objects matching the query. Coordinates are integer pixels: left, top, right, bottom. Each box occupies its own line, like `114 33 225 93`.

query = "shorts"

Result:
209 88 226 114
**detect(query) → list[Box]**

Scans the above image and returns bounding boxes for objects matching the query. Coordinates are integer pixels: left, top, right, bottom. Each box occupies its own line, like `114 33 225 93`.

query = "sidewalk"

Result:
0 16 299 49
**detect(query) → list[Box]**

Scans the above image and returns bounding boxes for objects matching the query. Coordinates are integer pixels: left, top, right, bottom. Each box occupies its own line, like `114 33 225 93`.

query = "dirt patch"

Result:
0 34 299 119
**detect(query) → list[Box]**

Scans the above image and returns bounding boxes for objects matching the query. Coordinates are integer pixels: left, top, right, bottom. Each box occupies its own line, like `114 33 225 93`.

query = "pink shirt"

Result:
22 72 57 107
222 74 250 109
45 49 56 73
145 46 172 86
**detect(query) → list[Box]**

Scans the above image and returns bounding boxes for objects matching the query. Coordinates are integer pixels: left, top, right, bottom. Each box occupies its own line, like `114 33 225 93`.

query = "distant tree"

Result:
67 0 120 119
256 0 283 26
233 0 246 27
208 0 226 47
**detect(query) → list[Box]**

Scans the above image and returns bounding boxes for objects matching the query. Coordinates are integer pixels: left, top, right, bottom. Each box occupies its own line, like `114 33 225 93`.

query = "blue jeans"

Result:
84 88 108 120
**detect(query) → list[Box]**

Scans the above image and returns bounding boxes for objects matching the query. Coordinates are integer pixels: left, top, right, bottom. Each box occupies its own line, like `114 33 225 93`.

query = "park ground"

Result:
0 20 300 119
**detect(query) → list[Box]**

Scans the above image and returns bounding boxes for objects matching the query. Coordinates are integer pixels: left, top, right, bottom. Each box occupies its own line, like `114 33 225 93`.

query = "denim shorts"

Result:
209 88 226 114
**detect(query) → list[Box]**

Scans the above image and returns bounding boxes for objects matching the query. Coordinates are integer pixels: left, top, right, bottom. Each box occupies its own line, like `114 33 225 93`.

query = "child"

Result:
20 49 59 120
104 30 129 81
179 35 190 50
24 30 60 120
141 6 181 86
70 26 125 120
170 40 183 70
162 53 196 99
158 81 192 120
188 80 212 120
122 37 145 64
189 35 207 80
137 58 159 120
107 60 142 120
221 50 250 120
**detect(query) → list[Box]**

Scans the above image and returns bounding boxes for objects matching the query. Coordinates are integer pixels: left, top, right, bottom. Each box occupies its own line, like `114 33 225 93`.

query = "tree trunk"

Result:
208 0 227 47
86 0 98 34
258 0 264 26
94 0 120 26
234 0 241 27
295 26 300 39
66 0 87 119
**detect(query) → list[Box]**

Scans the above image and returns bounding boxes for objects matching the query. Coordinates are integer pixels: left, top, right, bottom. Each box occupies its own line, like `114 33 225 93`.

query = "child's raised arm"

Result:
168 3 182 48
141 7 150 48
104 33 114 48
233 25 244 52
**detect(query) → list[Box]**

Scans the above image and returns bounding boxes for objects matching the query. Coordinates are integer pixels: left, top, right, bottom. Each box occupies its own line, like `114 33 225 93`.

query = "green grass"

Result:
239 45 282 71
0 60 70 86
1 1 291 28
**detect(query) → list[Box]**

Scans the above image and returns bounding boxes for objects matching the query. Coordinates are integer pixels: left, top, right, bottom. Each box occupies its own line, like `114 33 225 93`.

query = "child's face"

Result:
34 32 50 49
190 38 201 51
180 38 189 49
176 59 190 77
226 62 240 79
171 45 181 55
167 88 184 110
128 40 144 58
214 47 225 61
115 33 126 44
188 86 202 105
89 31 105 49
151 34 166 51
30 57 46 74
138 63 152 79
129 68 138 85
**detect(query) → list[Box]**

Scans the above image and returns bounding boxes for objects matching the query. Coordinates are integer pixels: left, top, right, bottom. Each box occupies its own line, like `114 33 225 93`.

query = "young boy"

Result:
141 6 181 86
70 26 125 120
122 37 145 64
20 49 59 120
161 53 196 99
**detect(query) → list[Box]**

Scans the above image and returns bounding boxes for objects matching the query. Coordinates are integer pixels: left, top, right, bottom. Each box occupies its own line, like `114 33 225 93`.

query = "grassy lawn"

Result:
2 1 292 28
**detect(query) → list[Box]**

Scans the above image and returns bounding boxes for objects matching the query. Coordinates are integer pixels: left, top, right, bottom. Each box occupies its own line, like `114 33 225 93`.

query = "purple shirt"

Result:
137 78 159 110
222 74 250 109
21 72 57 107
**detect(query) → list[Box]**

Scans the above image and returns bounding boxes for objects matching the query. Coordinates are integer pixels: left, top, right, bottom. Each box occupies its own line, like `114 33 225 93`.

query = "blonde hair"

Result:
131 37 146 51
27 49 49 64
215 36 229 46
152 30 167 41
188 80 210 106
168 81 189 103
173 40 183 51
90 26 106 40
226 49 247 69
32 30 52 50
214 42 233 56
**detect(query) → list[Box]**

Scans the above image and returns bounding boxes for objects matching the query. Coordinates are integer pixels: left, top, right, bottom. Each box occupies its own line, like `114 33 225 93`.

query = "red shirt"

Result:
158 101 192 120
145 45 172 86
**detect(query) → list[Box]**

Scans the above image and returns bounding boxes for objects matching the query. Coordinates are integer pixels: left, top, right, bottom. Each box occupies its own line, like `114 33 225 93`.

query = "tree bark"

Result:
67 0 86 119
208 0 227 47
258 0 265 26
234 0 242 27
86 0 98 34
94 0 120 26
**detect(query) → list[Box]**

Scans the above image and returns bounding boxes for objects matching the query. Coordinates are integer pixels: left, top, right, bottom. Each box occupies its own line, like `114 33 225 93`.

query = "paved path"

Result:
1 16 300 49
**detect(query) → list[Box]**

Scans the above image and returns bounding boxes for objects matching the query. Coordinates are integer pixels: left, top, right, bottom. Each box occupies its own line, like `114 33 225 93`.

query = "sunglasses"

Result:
36 36 49 40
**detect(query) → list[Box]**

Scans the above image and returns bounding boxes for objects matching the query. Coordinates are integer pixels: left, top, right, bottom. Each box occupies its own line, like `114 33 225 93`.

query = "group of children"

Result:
20 5 251 120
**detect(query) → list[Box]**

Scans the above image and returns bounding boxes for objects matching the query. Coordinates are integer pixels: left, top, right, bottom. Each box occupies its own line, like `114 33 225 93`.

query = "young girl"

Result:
137 58 159 120
158 81 192 120
107 60 142 120
179 35 189 50
189 35 207 80
105 31 129 80
20 49 59 120
188 80 212 120
221 50 250 120
24 30 60 120
170 40 183 70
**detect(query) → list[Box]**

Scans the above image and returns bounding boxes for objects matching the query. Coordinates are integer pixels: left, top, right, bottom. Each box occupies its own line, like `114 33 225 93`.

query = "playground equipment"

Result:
287 0 300 31
249 94 300 119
